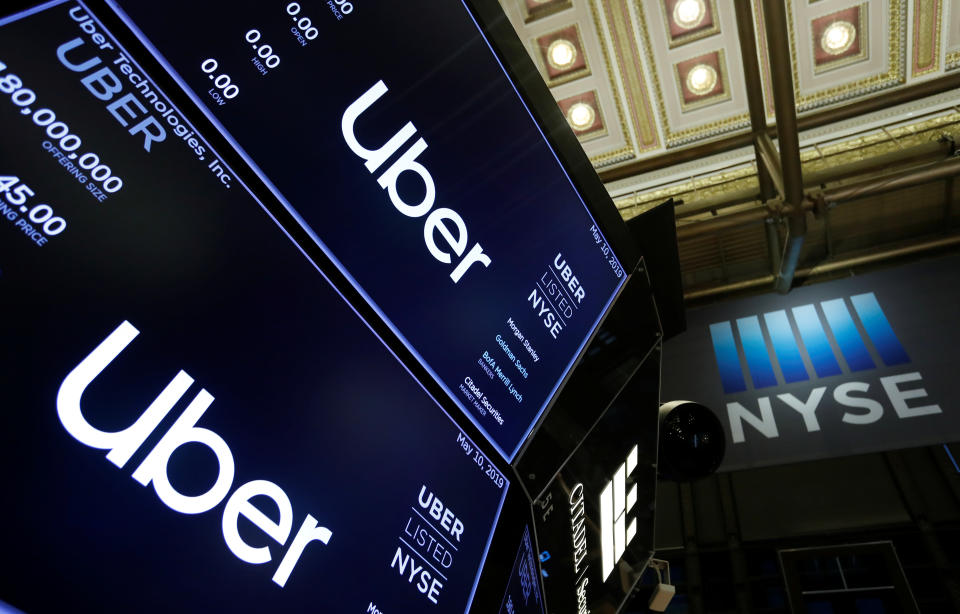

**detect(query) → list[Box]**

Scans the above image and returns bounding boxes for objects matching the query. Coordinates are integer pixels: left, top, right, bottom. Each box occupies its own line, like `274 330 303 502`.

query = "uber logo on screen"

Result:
56 320 333 587
599 444 639 581
341 80 492 284
707 292 941 443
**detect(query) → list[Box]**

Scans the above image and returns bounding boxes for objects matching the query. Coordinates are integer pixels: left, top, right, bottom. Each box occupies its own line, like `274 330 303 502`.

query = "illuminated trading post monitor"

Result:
105 0 636 462
0 4 507 612
0 1 656 613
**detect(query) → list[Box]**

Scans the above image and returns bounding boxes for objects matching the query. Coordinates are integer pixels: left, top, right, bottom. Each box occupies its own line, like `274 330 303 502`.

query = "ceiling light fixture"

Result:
567 102 596 130
821 20 856 55
547 39 577 70
686 64 717 96
673 0 706 29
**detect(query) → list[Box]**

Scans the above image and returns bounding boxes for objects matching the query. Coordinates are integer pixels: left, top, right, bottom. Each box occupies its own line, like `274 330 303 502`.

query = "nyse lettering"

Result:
341 80 491 283
527 288 563 339
56 321 332 588
728 371 942 443
390 549 443 606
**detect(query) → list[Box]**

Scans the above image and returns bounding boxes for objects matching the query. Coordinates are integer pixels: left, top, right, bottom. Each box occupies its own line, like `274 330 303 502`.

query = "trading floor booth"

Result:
0 2 676 613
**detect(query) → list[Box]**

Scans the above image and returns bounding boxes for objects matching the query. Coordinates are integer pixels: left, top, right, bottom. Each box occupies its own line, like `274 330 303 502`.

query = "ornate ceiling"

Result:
500 0 960 169
501 0 960 302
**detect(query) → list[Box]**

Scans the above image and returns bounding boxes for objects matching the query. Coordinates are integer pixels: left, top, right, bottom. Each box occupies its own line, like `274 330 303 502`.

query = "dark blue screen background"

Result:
0 4 506 612
108 0 626 460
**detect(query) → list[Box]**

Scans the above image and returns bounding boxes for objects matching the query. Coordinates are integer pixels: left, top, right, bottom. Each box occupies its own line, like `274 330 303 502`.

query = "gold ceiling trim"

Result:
596 0 661 151
912 0 942 76
616 165 758 216
801 112 960 166
614 111 960 214
947 50 960 70
787 0 907 112
590 147 637 166
634 0 750 148
586 0 638 167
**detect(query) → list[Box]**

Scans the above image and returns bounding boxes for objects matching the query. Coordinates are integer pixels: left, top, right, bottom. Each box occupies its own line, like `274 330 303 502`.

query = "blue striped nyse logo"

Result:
709 292 910 395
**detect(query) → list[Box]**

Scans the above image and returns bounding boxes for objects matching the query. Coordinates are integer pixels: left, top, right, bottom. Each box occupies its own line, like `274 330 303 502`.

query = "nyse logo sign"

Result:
599 444 638 581
708 292 941 444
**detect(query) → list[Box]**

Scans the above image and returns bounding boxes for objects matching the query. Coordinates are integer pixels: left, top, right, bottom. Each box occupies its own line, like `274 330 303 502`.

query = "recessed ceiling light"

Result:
686 64 718 96
821 20 856 55
548 39 578 70
567 102 596 130
673 0 706 29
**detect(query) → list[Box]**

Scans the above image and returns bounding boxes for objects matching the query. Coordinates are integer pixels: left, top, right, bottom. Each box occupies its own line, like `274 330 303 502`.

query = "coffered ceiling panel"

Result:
500 0 959 176
786 0 906 112
558 89 608 138
500 0 642 166
674 49 731 110
535 24 591 85
636 0 751 146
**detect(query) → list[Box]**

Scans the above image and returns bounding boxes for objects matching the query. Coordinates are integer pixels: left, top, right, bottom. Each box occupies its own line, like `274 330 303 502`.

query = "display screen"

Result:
0 3 507 612
532 362 659 614
499 526 546 614
106 0 628 461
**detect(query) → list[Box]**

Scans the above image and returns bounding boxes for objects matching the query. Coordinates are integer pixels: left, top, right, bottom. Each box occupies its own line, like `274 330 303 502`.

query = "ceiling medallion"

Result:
673 0 706 29
547 38 577 70
685 64 717 96
821 20 857 55
567 102 596 130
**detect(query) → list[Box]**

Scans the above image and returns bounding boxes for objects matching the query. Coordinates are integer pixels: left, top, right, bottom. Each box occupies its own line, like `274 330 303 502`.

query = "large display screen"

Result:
0 3 507 612
106 0 628 461
532 360 659 614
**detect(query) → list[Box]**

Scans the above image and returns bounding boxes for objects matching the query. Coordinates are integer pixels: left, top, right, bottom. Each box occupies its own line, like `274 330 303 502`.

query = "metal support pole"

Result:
679 483 705 614
762 0 806 293
765 218 782 275
734 0 777 202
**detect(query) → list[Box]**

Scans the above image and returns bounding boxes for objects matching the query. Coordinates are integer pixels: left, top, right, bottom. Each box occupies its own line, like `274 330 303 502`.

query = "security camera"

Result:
657 400 725 482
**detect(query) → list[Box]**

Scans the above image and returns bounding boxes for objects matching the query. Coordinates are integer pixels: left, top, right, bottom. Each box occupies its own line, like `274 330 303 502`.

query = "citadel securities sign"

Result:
661 254 960 471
